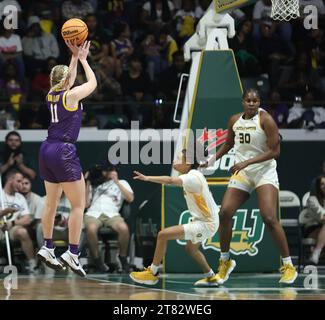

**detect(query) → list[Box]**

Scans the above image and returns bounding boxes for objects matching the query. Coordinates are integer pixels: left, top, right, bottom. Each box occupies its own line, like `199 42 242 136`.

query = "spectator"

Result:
299 174 325 265
141 0 174 33
279 53 321 99
84 164 134 273
120 54 153 127
19 175 44 223
310 160 325 196
61 0 94 20
0 131 36 180
287 91 325 129
110 22 134 76
263 91 289 128
253 0 293 48
229 20 260 77
22 16 60 77
0 62 25 113
30 57 57 101
85 14 109 68
174 0 196 45
159 27 178 65
0 27 25 81
0 170 36 273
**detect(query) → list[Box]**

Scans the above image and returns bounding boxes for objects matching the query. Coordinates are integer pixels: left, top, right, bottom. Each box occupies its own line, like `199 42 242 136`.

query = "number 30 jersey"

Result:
233 108 276 173
46 90 83 143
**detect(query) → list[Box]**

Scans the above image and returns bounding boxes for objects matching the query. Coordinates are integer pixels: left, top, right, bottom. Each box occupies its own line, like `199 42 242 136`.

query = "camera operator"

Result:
85 164 134 273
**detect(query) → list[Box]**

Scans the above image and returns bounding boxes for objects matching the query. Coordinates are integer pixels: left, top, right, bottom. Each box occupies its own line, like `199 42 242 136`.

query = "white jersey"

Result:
179 169 219 222
233 108 277 174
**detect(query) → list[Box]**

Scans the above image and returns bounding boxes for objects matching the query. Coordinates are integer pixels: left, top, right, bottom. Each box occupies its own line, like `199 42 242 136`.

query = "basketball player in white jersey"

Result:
129 149 220 286
206 89 297 284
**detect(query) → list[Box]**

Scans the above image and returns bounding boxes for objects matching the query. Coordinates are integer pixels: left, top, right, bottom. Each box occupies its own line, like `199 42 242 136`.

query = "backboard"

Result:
214 0 257 13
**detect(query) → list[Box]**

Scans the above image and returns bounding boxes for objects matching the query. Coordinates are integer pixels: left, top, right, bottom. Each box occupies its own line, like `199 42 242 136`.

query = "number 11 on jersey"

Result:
50 103 59 123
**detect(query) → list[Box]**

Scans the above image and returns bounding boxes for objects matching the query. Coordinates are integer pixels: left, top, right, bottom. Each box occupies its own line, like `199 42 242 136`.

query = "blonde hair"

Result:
49 65 70 92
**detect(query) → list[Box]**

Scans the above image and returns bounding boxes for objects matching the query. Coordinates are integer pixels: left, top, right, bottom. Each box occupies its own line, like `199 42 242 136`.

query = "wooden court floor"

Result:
0 273 324 300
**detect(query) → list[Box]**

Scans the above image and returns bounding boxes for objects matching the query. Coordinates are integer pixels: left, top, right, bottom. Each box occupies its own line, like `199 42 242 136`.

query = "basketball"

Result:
61 18 88 45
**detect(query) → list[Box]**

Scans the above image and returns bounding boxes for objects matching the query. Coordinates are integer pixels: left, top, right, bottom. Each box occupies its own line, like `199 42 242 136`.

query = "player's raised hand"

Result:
65 40 79 57
78 41 91 61
133 171 148 181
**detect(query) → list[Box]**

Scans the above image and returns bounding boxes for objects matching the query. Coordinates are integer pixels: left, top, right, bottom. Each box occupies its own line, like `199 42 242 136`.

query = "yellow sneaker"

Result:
216 259 236 284
129 267 159 285
279 264 298 284
194 274 220 287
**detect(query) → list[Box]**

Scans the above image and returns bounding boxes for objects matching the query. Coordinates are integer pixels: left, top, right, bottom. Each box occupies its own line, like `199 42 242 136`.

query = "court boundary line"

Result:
86 275 209 299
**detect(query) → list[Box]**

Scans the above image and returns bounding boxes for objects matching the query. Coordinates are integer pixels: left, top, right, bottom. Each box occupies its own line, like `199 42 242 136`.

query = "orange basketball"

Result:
61 18 88 45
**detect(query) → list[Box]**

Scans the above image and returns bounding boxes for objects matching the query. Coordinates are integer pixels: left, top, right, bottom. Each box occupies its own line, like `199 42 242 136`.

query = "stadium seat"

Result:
279 190 302 272
302 192 310 208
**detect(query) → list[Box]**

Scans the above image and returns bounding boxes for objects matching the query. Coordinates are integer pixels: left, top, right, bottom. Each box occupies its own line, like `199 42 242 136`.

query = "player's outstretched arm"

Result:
65 40 79 88
68 41 97 101
133 171 183 186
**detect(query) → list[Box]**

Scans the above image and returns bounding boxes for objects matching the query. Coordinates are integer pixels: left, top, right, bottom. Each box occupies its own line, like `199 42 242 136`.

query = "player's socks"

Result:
44 238 54 249
203 269 215 278
150 263 159 276
282 256 293 266
220 252 230 261
69 244 79 255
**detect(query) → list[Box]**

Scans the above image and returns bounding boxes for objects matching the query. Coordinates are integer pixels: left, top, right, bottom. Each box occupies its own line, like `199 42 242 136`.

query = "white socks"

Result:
150 263 159 275
282 256 293 266
204 269 215 278
220 252 230 261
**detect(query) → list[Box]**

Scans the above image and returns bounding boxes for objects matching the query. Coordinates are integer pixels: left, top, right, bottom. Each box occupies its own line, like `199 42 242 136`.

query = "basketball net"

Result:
271 0 300 21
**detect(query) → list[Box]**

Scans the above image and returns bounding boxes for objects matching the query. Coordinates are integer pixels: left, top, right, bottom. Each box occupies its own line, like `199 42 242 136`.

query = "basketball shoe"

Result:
194 275 220 287
129 267 159 285
37 246 65 271
60 250 86 277
215 259 236 284
279 264 298 284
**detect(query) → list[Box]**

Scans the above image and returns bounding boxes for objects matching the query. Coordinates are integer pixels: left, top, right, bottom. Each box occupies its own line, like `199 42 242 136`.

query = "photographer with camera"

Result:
84 163 134 273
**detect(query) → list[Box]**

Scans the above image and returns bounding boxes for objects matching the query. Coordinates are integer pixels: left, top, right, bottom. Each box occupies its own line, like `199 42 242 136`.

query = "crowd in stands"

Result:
1 0 325 129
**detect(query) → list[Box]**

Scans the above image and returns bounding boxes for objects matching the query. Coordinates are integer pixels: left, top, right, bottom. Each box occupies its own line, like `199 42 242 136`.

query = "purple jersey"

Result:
46 90 82 143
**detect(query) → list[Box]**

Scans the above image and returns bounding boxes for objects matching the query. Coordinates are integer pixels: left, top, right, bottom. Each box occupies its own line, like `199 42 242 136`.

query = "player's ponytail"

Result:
49 65 70 92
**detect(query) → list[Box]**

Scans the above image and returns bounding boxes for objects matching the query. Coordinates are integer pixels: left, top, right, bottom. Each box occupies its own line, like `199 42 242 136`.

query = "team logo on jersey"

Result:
177 209 265 256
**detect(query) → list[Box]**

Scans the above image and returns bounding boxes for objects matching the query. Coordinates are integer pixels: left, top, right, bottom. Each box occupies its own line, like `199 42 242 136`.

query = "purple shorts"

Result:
39 140 82 183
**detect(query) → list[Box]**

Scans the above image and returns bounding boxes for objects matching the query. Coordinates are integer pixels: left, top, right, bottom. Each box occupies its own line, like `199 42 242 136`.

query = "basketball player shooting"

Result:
37 40 97 277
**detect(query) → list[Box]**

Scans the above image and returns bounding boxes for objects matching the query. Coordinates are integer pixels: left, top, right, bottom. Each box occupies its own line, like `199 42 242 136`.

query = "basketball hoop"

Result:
271 0 300 21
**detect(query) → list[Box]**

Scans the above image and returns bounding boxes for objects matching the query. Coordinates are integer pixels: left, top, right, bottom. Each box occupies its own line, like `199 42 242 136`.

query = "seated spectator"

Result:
85 163 134 273
0 131 36 180
22 16 60 77
0 170 36 273
110 22 134 76
120 54 153 127
0 26 25 82
263 91 289 128
140 0 174 33
159 27 178 65
287 91 325 129
174 0 196 45
20 175 44 224
299 174 325 265
0 63 25 113
30 57 57 101
85 14 109 68
61 0 94 20
279 53 321 100
19 103 46 129
229 20 260 77
310 161 325 196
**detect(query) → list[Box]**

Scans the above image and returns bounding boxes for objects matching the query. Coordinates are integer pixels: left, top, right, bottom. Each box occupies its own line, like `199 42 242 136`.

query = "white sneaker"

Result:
60 250 86 277
37 246 65 271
